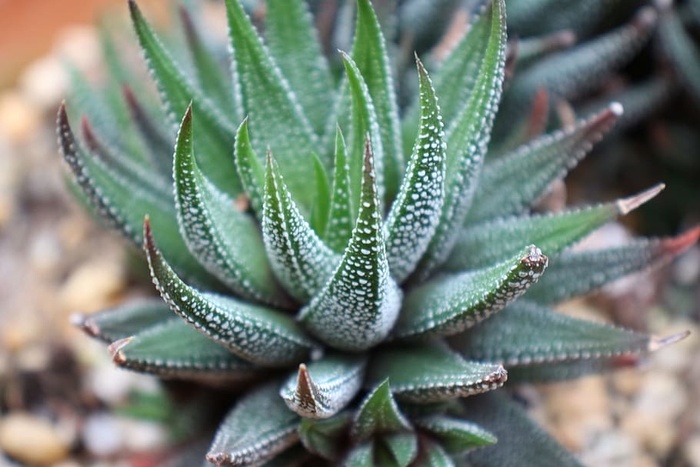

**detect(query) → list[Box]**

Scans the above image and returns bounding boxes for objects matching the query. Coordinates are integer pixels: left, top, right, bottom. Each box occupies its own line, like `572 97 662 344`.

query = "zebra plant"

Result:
59 0 698 465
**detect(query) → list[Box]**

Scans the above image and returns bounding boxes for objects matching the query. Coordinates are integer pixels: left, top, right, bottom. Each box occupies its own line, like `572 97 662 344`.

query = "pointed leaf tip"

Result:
616 183 664 215
657 225 700 256
107 336 134 365
649 331 691 352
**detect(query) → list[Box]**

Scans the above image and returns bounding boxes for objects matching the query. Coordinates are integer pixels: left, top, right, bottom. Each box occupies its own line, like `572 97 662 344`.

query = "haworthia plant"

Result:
60 0 697 465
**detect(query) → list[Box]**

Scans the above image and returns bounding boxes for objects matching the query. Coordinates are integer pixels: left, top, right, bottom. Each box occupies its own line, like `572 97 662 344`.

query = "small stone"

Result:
684 434 700 467
120 417 168 452
59 256 126 314
578 431 646 467
82 413 123 457
0 92 41 142
0 413 69 465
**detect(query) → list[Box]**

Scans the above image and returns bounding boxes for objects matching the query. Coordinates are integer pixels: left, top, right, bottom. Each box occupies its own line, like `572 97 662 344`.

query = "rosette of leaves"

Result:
59 0 698 465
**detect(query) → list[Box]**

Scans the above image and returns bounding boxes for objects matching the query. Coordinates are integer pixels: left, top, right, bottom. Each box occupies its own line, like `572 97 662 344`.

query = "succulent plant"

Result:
58 0 699 465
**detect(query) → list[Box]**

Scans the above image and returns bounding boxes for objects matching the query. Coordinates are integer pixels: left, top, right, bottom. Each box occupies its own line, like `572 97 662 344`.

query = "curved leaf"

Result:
299 412 352 461
415 415 496 455
352 380 412 442
72 299 174 343
323 126 355 253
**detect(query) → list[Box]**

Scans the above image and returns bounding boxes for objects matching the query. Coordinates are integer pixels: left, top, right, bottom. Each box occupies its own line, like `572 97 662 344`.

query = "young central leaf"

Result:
262 153 340 303
299 139 402 351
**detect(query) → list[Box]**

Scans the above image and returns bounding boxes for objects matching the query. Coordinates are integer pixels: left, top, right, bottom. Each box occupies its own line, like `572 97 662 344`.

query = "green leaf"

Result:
344 443 375 467
352 380 412 442
179 6 235 113
143 218 316 367
659 7 700 103
233 118 265 218
207 382 300 466
443 184 664 271
225 0 319 213
174 107 290 307
412 438 454 467
353 0 403 202
468 103 623 223
108 318 265 383
299 412 352 461
72 299 174 343
367 343 507 403
129 0 240 196
58 104 217 287
412 0 507 281
262 153 341 302
384 57 446 283
453 301 650 367
395 245 547 340
379 432 418 467
265 0 334 134
310 153 331 237
526 227 700 303
462 392 582 467
299 141 402 351
324 126 355 253
281 354 366 419
414 415 496 455
342 51 386 214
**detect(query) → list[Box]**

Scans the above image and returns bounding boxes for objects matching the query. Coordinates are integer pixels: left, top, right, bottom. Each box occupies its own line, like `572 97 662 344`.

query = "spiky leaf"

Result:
144 218 315 367
395 245 547 340
384 58 446 283
207 382 300 466
367 343 507 403
299 141 402 351
281 354 366 419
72 299 174 343
352 380 412 441
299 412 352 461
414 415 496 455
324 126 355 252
174 107 289 307
233 118 265 218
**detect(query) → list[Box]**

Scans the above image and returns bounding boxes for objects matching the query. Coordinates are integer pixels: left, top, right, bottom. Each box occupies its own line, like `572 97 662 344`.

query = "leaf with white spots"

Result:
299 140 402 351
452 300 650 368
143 218 316 367
366 343 507 403
58 104 217 287
462 392 582 467
384 58 446 283
352 380 412 442
412 0 507 282
233 118 265 219
394 245 548 340
265 0 333 135
299 412 352 461
352 0 403 202
443 184 664 272
108 318 266 384
72 299 174 343
414 416 496 455
129 0 240 196
323 126 355 253
309 153 331 238
174 107 291 307
527 227 700 304
225 0 319 213
467 102 623 223
342 51 385 216
207 382 300 467
281 354 366 419
262 153 341 303
344 443 375 467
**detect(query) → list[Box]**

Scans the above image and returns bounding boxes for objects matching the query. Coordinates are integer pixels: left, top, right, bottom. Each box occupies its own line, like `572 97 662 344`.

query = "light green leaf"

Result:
463 392 582 467
299 412 352 461
352 380 412 442
453 301 650 367
310 153 331 237
58 104 217 287
207 382 300 466
300 141 402 351
384 57 446 283
527 227 700 303
468 102 623 223
129 0 240 196
414 416 496 455
379 432 418 467
225 0 318 212
174 107 290 307
367 343 507 403
324 126 355 253
412 0 507 281
108 318 265 383
143 219 316 367
262 153 340 302
411 438 454 467
353 0 403 202
344 443 374 467
444 184 664 271
395 245 547 340
233 118 265 219
342 51 386 214
265 0 334 134
281 354 366 419
72 299 174 343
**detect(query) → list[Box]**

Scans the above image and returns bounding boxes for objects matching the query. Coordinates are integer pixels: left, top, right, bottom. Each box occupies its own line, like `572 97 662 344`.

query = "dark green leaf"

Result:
414 415 496 455
299 412 352 461
352 380 412 442
324 126 355 253
72 299 174 343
